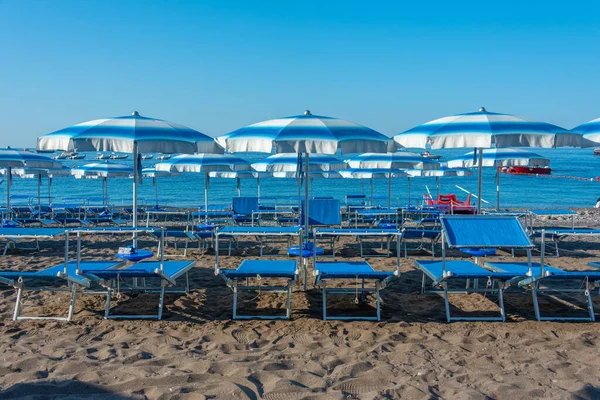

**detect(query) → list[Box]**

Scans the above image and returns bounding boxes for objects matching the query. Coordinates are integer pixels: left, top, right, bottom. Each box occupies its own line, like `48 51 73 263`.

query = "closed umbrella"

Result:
393 107 581 213
219 110 393 230
37 111 223 246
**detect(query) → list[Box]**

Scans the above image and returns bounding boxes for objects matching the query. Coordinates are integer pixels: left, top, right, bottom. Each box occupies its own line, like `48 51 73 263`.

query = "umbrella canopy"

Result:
0 150 62 215
141 167 180 209
346 152 440 170
155 154 251 217
393 107 579 212
406 167 474 177
72 162 132 206
219 110 393 155
37 111 223 246
71 162 132 178
447 148 550 168
252 153 346 172
37 111 223 154
447 148 550 210
339 168 408 207
393 107 580 149
572 117 600 145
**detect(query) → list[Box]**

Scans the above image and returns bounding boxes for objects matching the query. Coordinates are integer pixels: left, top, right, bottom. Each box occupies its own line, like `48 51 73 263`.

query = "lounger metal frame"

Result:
312 228 402 321
418 215 535 323
73 228 193 320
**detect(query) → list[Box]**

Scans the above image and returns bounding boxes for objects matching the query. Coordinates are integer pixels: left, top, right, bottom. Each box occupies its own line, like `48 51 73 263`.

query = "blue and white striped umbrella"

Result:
141 168 180 209
219 110 393 155
71 162 133 178
37 111 223 154
447 148 550 168
572 117 600 145
208 171 261 197
339 168 409 207
447 148 550 210
346 152 440 170
406 167 473 177
394 107 580 212
155 154 251 215
37 111 223 240
251 153 346 172
393 107 580 149
0 149 62 214
155 154 251 173
71 162 132 206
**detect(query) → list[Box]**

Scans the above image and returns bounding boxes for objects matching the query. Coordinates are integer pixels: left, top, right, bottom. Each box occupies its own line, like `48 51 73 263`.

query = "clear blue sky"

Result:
1 0 599 147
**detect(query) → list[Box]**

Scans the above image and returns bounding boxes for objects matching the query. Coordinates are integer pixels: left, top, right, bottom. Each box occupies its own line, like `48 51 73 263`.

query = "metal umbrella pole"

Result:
132 142 139 248
204 173 210 223
304 153 310 234
477 148 483 214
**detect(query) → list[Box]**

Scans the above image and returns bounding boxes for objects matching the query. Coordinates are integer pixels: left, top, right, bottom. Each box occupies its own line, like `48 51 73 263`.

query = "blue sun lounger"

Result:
311 228 401 321
529 227 600 257
0 260 122 321
414 215 535 322
484 261 600 321
218 260 299 319
0 228 67 255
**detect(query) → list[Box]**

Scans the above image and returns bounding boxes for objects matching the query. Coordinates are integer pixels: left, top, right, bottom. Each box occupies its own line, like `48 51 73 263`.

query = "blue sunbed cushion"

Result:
486 261 600 281
403 229 441 240
115 249 154 261
315 261 393 280
221 260 298 279
441 215 532 248
83 261 194 279
0 261 121 280
414 260 517 281
288 243 325 257
460 248 497 257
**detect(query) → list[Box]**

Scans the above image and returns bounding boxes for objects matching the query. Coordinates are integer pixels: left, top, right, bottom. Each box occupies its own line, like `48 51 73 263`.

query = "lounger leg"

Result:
498 284 506 322
67 286 77 321
376 282 381 321
322 283 327 321
232 285 238 319
185 272 190 294
286 281 291 319
586 284 595 322
421 273 426 294
104 289 112 319
13 288 23 320
157 285 165 320
531 285 541 321
443 284 451 323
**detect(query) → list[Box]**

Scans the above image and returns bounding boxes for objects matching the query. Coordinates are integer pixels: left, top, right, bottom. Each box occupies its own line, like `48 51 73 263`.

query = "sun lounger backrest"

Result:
302 199 341 226
232 197 259 215
441 215 532 248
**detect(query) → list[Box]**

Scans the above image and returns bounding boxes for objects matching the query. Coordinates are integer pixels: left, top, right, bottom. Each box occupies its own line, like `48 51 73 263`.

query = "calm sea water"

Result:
4 148 600 210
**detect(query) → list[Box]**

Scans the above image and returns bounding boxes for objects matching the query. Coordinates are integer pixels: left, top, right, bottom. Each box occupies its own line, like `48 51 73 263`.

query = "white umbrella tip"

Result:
478 107 487 112
303 110 312 115
132 111 140 116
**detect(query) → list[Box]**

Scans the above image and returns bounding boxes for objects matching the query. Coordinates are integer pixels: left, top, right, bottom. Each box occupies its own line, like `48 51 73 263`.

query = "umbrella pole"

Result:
304 153 309 235
496 168 501 210
106 178 109 207
387 174 391 209
236 177 241 197
407 177 411 207
296 173 301 225
154 177 159 209
370 178 373 205
436 176 440 199
204 173 209 223
37 174 41 219
132 142 139 248
6 166 10 220
477 148 483 214
257 176 261 200
48 177 52 206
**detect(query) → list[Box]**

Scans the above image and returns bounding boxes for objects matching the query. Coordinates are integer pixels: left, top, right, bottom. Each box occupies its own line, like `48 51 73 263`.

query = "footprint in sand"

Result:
330 334 346 347
75 334 95 344
231 328 258 345
263 391 311 400
99 331 117 341
43 337 61 346
291 333 314 345
333 379 385 395
164 335 181 345
346 331 361 341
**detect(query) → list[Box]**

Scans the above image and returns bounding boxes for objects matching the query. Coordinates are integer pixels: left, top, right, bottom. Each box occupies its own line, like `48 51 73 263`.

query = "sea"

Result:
4 148 600 210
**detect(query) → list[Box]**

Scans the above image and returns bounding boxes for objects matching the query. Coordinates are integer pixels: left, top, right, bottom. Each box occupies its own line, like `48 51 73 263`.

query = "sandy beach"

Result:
0 211 600 399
